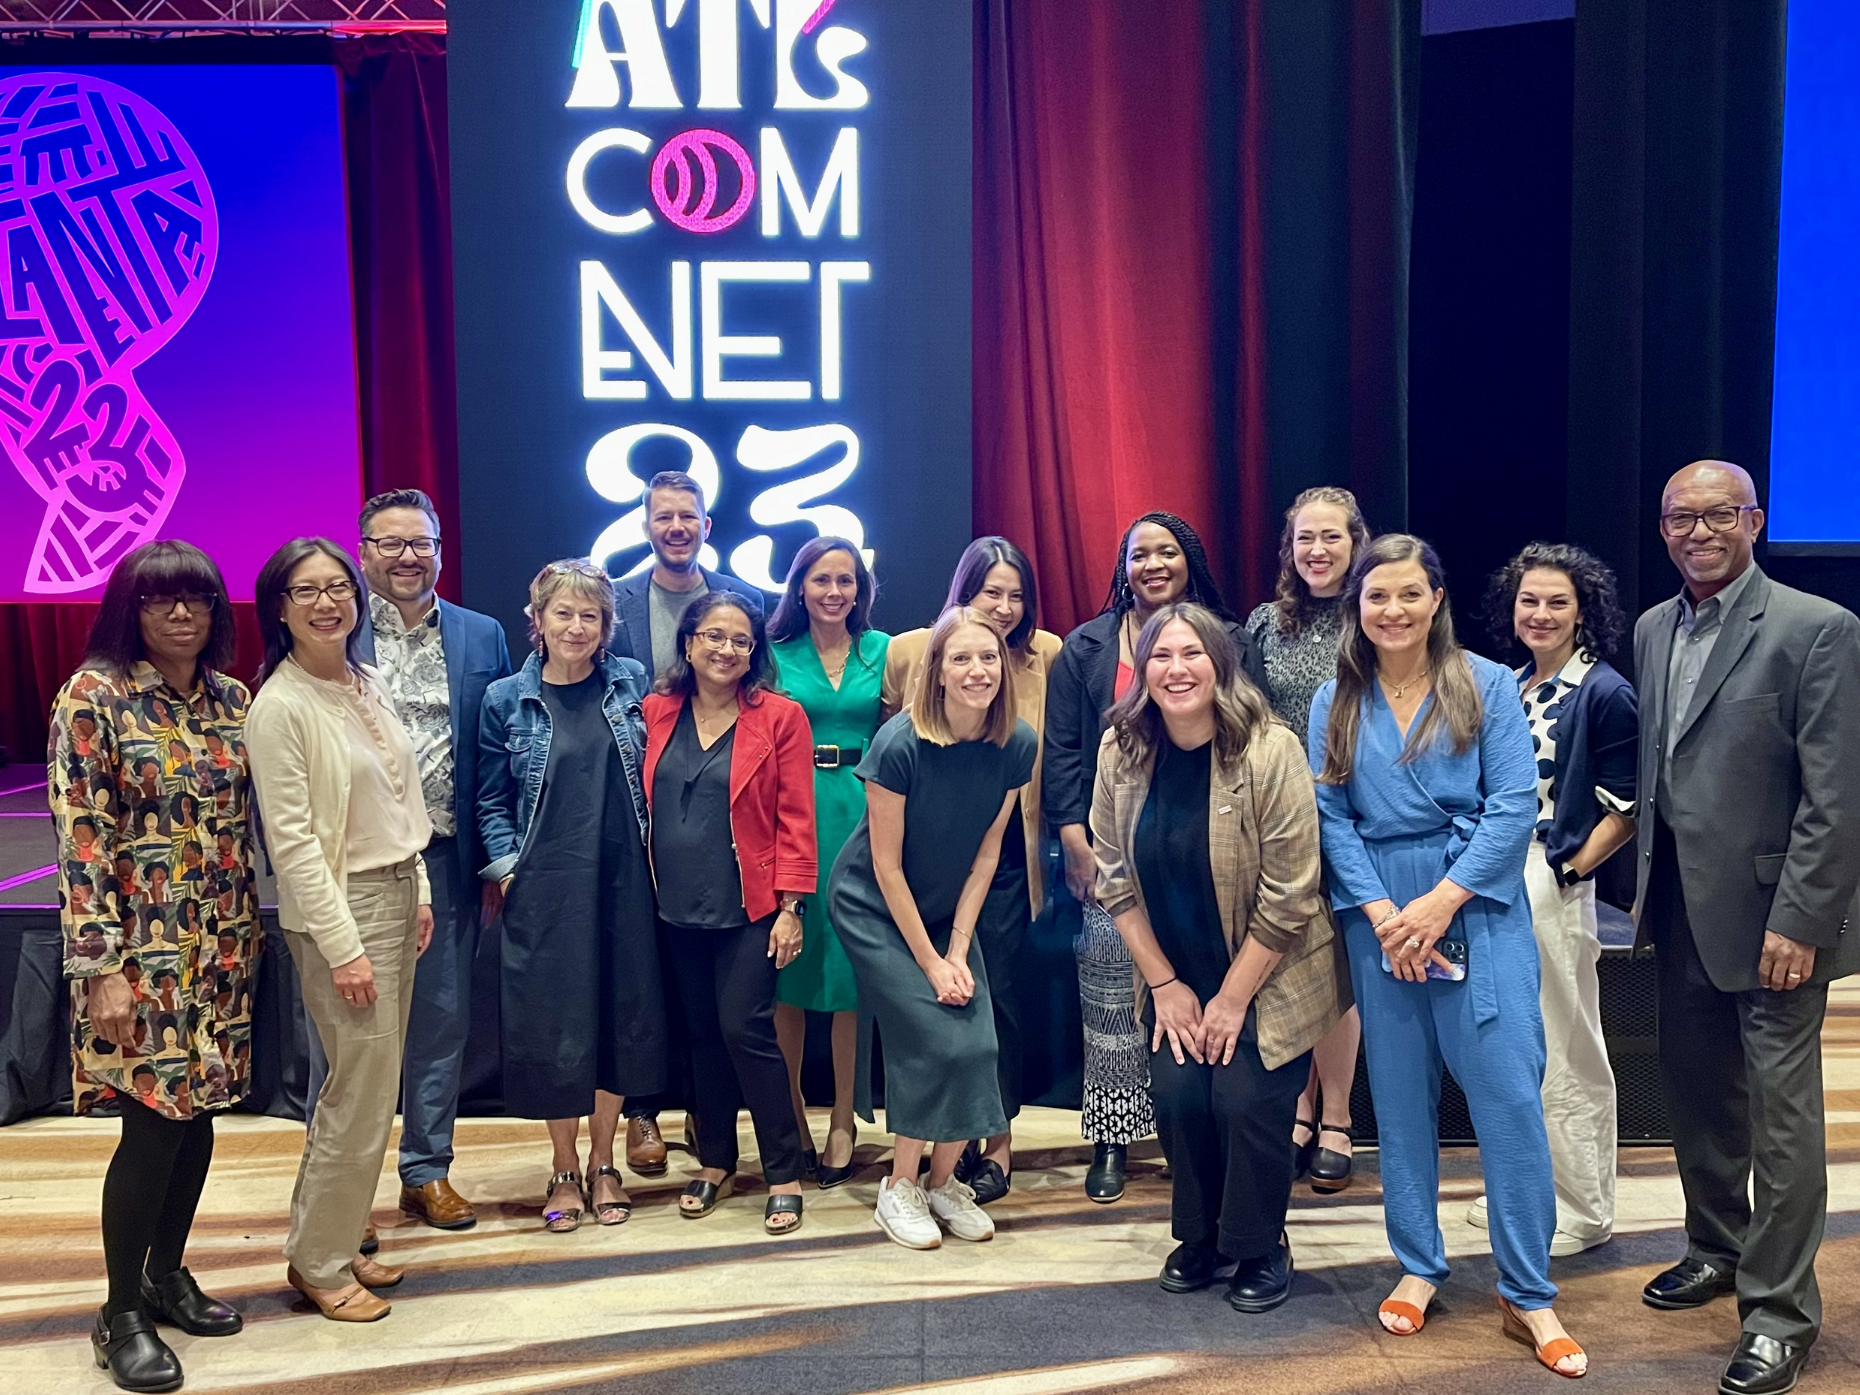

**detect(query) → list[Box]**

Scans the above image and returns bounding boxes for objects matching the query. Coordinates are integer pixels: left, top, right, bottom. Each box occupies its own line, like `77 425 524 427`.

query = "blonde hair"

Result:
1107 603 1272 774
909 606 1019 747
524 558 617 657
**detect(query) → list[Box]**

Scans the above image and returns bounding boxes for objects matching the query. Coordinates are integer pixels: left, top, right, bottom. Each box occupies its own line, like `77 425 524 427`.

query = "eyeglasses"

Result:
1659 504 1757 538
362 536 440 558
283 580 359 607
692 628 754 654
138 592 215 615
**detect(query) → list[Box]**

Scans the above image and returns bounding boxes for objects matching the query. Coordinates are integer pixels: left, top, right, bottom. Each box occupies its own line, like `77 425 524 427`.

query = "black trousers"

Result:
1147 1006 1310 1262
979 857 1028 1124
101 1103 217 1315
1649 817 1830 1346
667 916 806 1185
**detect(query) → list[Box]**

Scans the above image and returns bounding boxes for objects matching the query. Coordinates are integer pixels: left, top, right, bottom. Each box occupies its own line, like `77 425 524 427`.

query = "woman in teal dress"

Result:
768 536 889 1187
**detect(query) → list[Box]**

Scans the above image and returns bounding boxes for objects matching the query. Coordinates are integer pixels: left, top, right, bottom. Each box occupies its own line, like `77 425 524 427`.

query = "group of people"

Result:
50 459 1859 1395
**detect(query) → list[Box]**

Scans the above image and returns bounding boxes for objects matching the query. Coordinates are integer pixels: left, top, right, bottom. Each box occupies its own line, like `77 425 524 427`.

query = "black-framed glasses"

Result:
362 536 440 558
692 628 754 654
1659 504 1757 538
283 580 359 607
138 592 216 616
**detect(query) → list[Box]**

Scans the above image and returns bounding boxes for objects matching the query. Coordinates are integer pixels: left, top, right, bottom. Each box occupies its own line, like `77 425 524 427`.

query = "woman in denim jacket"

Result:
478 559 665 1232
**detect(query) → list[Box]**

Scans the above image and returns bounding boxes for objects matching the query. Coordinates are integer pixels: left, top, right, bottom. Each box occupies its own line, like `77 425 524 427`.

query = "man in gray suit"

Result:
1633 460 1860 1395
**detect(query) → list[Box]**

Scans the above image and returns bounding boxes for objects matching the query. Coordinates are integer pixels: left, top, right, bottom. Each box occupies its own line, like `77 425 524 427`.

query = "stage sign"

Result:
0 66 360 601
449 0 972 639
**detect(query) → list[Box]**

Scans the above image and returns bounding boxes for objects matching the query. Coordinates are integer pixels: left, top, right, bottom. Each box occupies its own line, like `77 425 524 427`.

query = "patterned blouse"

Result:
1518 651 1635 856
1245 596 1343 741
49 662 260 1119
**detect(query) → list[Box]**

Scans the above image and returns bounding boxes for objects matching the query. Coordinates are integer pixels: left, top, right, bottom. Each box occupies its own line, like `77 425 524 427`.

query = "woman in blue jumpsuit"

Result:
1308 534 1587 1379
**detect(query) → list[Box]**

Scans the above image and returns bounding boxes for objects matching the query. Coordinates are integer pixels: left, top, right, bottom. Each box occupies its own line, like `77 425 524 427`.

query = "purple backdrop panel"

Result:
0 66 360 602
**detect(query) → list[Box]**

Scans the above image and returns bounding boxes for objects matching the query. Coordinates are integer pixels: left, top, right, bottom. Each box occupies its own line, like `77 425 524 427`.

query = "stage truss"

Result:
0 1 446 34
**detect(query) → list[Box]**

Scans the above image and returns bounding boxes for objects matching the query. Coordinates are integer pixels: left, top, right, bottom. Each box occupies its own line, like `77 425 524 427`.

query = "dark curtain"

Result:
973 0 1421 636
0 39 456 766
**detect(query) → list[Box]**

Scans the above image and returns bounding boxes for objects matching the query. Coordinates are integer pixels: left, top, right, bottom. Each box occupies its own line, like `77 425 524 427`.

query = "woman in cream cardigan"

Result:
246 539 433 1323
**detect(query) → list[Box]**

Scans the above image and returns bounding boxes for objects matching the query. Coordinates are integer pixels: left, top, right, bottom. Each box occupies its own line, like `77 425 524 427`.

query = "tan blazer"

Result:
1088 720 1346 1070
882 626 1063 917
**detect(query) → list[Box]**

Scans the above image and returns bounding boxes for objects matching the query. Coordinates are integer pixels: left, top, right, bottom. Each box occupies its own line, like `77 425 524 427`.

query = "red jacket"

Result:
641 690 818 921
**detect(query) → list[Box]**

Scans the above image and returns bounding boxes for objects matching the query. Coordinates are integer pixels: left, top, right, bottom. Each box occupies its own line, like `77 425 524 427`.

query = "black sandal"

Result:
589 1165 633 1226
1310 1124 1354 1193
543 1169 584 1233
679 1176 734 1218
764 1193 803 1235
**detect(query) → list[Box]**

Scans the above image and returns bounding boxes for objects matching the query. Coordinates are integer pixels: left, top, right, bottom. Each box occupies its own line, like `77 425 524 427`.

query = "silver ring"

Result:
1786 971 1802 979
1404 937 1422 950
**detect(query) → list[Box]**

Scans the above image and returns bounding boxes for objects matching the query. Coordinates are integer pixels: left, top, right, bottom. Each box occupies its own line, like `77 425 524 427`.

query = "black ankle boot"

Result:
142 1266 243 1336
92 1307 183 1393
1084 1142 1127 1202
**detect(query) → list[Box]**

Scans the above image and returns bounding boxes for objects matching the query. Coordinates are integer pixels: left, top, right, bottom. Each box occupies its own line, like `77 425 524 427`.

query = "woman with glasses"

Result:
50 543 256 1392
478 560 665 1233
642 592 817 1235
246 540 435 1323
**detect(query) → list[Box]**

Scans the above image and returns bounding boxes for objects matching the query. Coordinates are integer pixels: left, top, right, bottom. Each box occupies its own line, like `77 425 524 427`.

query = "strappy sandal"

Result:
589 1164 633 1226
543 1169 585 1233
764 1192 803 1235
679 1175 734 1219
1499 1297 1588 1379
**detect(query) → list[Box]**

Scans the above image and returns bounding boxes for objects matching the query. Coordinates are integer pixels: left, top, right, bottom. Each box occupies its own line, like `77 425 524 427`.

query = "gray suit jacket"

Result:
610 565 766 676
1632 565 1860 990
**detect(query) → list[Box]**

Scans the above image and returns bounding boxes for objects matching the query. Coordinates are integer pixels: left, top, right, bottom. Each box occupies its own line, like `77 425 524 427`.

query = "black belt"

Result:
814 743 863 769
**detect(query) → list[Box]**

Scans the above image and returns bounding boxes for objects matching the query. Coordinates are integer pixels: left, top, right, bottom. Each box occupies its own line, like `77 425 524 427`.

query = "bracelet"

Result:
1373 907 1400 929
1148 975 1178 991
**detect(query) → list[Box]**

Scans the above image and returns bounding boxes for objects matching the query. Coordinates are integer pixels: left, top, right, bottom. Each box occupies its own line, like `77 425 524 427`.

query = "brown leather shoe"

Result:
351 1253 403 1289
400 1178 477 1230
287 1267 390 1322
626 1117 668 1176
360 1224 379 1255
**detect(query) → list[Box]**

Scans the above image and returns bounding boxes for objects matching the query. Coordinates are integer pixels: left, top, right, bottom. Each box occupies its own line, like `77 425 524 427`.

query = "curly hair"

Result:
1481 542 1627 660
1270 486 1373 638
1101 511 1234 621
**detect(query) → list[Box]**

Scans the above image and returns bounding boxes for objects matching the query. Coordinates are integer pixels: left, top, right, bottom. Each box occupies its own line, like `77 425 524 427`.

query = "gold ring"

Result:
1404 937 1422 950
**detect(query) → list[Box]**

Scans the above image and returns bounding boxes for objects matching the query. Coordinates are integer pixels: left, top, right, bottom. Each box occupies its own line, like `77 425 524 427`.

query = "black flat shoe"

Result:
92 1308 182 1394
1643 1256 1737 1310
817 1122 859 1189
969 1158 1010 1206
1309 1124 1353 1194
141 1266 243 1336
1227 1236 1294 1313
1291 1114 1316 1182
1084 1142 1126 1203
1720 1333 1808 1395
1159 1240 1223 1294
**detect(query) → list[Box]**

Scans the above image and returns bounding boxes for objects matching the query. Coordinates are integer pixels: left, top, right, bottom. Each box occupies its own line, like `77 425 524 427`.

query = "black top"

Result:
651 702 744 928
1132 737 1230 1002
539 672 633 852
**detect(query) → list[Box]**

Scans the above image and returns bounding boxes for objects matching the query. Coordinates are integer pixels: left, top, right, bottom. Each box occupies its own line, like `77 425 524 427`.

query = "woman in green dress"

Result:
768 536 889 1188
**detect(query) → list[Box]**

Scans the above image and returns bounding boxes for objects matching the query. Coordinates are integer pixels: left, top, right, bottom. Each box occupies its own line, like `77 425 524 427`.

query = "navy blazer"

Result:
1522 657 1638 875
610 565 766 676
357 597 514 882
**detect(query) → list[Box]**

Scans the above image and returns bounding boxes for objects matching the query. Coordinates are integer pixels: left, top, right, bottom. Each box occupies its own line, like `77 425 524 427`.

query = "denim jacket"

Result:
476 650 651 882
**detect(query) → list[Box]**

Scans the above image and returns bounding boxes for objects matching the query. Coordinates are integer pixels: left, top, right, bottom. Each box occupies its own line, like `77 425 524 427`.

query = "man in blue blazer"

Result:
608 469 765 1173
355 488 512 1230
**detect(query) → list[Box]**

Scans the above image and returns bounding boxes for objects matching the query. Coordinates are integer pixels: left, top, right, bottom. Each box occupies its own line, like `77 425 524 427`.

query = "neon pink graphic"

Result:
0 73 217 595
801 0 841 35
649 128 756 235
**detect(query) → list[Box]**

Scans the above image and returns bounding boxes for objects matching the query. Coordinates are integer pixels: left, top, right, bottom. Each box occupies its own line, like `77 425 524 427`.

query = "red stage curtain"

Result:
0 40 454 766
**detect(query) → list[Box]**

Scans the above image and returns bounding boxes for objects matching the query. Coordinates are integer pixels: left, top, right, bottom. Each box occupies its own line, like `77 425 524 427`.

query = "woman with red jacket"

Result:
642 591 817 1235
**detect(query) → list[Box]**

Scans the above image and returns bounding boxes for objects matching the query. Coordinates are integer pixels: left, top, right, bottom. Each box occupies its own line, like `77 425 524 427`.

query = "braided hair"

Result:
1102 511 1235 621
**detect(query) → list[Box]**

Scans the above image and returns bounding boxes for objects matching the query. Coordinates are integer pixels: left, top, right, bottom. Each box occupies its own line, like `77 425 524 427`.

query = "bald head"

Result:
1662 459 1758 509
1660 458 1762 600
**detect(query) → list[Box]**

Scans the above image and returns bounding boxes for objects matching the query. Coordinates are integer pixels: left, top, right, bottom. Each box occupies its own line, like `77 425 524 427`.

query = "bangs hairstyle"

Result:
1271 485 1373 637
254 539 369 683
1481 541 1627 661
85 541 237 677
656 590 778 702
909 606 1019 747
525 558 617 657
945 536 1039 654
1318 533 1481 784
767 536 878 643
1107 602 1272 774
1103 511 1234 620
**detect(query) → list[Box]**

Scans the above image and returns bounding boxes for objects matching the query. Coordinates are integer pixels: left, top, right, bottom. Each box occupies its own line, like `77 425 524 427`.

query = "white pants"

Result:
1525 842 1617 1242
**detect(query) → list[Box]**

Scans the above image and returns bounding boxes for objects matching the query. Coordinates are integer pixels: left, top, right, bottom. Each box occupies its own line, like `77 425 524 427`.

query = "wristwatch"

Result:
780 896 806 917
1556 861 1583 889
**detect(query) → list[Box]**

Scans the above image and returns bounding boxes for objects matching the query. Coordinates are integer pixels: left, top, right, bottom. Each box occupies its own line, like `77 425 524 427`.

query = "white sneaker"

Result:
1551 1228 1610 1257
926 1176 995 1242
874 1177 941 1249
1467 1195 1489 1229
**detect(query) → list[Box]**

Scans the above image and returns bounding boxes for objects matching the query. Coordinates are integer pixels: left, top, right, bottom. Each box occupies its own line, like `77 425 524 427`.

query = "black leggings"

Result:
101 1103 216 1316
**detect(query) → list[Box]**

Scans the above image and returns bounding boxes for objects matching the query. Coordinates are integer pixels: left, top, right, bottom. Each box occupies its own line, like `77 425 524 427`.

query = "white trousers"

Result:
1525 842 1617 1242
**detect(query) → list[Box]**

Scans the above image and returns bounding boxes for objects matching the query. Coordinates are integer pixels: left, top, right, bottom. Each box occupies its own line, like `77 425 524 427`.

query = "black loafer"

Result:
1720 1333 1809 1395
141 1265 243 1337
969 1158 1010 1206
1159 1240 1222 1293
92 1308 182 1393
1084 1143 1126 1203
1643 1256 1737 1310
1227 1237 1294 1313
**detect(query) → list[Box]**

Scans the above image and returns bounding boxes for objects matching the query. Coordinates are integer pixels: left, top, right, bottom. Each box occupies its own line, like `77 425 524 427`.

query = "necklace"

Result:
1380 668 1431 700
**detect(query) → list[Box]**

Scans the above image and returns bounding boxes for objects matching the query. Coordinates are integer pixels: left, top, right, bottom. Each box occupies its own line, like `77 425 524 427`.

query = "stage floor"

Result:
4 980 1859 1395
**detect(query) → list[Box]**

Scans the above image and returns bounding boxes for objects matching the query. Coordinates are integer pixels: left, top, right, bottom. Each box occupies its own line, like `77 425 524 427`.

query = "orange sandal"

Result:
1498 1297 1587 1378
1377 1299 1427 1335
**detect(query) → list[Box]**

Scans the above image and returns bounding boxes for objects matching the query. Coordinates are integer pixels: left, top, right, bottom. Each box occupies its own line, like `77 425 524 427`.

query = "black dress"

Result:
500 672 665 1118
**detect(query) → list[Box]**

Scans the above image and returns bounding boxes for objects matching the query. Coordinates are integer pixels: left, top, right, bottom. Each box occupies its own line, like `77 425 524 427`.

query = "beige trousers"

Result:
283 859 419 1288
1525 841 1617 1243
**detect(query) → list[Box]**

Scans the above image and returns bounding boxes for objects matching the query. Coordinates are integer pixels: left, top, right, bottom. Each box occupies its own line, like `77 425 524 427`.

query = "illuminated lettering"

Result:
818 260 868 400
700 260 811 400
667 0 772 110
566 0 682 109
586 422 722 573
774 0 869 110
580 259 693 400
566 128 654 234
759 127 859 238
729 422 866 589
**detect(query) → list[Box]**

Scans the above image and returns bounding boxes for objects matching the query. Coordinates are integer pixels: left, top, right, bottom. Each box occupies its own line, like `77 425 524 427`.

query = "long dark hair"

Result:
767 536 878 644
944 535 1039 654
84 541 236 678
1318 533 1481 783
655 590 778 704
1103 511 1233 620
1270 486 1373 637
253 539 369 684
1106 603 1272 774
1481 541 1627 661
